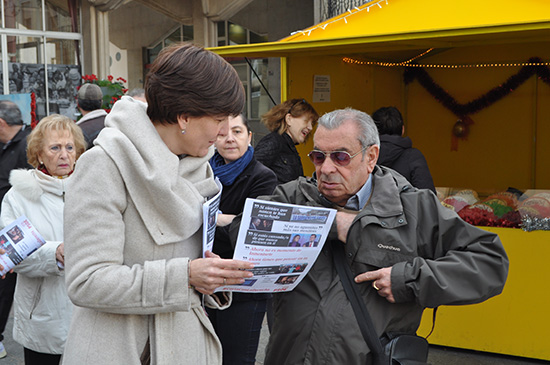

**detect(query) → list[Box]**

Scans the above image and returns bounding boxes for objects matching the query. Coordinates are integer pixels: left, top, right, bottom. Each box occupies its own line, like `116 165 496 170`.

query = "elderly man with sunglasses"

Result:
231 107 508 365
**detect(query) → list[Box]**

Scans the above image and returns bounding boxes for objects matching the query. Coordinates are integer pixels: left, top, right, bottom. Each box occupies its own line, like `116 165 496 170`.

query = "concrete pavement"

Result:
1 311 547 365
253 318 547 365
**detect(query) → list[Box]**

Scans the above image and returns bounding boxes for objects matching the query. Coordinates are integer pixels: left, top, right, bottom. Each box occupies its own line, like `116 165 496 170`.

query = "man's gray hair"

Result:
0 100 23 126
127 88 145 98
317 107 380 149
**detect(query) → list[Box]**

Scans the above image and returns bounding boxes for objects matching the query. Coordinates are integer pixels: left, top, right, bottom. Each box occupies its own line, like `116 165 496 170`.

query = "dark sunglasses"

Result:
308 145 371 167
287 99 307 114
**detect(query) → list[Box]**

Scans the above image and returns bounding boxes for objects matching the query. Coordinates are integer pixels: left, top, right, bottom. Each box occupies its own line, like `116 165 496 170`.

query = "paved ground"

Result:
1 311 547 364
253 318 548 365
0 312 23 365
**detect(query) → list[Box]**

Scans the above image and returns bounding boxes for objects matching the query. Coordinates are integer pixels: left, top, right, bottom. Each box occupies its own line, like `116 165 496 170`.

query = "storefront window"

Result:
7 35 43 63
217 22 226 46
145 25 194 66
165 28 181 47
46 38 80 120
46 38 78 65
228 22 247 45
216 21 271 124
249 58 269 119
182 24 193 42
249 32 268 44
1 1 82 122
3 0 43 31
46 0 78 33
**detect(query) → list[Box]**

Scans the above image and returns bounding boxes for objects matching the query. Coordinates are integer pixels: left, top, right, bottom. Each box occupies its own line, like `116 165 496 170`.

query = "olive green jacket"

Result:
244 167 508 364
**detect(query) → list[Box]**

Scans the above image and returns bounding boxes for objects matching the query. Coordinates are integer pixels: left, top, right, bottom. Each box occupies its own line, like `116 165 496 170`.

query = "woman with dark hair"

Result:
62 44 254 365
1 115 86 365
254 99 319 184
207 114 277 365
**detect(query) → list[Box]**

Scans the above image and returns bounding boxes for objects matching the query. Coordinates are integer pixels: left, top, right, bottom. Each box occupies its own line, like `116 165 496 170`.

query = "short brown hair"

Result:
145 43 245 124
27 114 87 168
261 98 319 134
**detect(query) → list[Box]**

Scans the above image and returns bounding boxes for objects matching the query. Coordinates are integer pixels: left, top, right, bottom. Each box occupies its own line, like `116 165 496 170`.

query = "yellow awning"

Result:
209 0 550 59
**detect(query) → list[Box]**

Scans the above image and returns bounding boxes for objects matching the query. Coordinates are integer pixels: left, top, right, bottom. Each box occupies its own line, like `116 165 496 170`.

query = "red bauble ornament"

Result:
452 120 468 138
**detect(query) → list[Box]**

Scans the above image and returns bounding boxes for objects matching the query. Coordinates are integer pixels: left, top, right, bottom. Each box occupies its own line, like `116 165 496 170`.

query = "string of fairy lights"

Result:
290 0 388 37
287 0 550 69
343 48 550 68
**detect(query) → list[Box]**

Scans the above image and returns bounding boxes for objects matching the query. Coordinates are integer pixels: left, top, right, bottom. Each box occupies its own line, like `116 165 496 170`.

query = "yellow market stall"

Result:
210 0 550 360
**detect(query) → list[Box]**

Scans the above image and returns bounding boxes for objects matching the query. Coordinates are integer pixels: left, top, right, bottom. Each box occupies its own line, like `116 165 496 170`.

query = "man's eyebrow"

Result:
313 146 352 152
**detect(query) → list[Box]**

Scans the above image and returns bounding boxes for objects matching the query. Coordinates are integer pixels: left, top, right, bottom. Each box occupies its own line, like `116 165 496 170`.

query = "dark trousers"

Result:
207 298 267 365
266 297 274 332
0 272 16 342
24 347 61 365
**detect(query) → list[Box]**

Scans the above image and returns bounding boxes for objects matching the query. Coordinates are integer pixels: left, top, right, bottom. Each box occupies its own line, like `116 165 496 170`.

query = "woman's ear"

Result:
177 115 188 131
285 113 292 126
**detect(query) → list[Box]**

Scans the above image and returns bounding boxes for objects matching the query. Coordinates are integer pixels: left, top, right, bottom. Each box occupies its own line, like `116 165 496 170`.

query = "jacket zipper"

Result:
29 279 43 319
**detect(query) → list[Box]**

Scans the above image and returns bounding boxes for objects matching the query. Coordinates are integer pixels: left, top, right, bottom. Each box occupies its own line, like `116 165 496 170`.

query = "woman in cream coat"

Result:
1 115 86 364
62 44 253 365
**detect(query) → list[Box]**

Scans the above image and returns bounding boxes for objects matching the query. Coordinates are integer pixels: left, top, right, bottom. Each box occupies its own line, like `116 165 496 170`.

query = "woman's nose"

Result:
225 131 236 142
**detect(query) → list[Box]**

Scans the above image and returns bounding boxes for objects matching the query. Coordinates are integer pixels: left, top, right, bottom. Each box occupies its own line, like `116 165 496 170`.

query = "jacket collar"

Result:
303 165 411 219
9 169 68 200
95 96 219 245
76 109 107 125
364 165 408 218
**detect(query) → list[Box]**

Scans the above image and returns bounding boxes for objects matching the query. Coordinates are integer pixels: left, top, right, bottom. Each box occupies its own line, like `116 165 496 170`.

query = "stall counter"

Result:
417 227 550 360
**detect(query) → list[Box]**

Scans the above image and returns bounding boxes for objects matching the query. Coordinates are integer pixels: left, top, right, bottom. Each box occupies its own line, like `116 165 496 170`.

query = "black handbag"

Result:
331 240 429 365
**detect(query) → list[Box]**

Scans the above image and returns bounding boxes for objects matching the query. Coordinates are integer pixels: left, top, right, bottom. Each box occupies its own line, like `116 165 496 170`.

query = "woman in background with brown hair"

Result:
62 43 254 365
254 99 319 184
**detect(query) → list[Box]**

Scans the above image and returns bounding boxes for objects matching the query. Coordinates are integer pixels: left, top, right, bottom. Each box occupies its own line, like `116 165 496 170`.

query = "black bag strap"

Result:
331 240 388 365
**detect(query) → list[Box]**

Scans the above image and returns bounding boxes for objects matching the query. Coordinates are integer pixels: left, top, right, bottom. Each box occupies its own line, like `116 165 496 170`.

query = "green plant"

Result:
81 74 128 112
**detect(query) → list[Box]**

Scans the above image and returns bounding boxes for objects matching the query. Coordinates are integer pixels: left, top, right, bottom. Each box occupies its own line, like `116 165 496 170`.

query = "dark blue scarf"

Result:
209 146 254 186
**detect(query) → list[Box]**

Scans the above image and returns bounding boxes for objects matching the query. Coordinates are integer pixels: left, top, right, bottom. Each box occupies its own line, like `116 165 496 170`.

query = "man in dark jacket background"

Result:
0 100 32 358
372 106 435 193
76 83 107 149
236 107 508 364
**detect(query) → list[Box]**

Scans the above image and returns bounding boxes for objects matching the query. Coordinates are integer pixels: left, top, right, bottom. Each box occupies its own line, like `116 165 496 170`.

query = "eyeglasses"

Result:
287 99 307 115
308 145 371 167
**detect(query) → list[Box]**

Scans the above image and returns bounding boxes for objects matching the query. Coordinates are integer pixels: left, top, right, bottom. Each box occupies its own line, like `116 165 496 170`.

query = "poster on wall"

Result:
0 94 34 126
313 75 331 103
0 62 81 122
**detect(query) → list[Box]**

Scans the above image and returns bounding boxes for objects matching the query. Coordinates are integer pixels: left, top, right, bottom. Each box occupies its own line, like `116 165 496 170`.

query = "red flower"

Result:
117 77 127 83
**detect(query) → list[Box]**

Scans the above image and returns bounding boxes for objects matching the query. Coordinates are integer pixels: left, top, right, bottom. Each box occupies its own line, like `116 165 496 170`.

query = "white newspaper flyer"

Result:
216 198 336 293
202 178 223 257
0 215 47 276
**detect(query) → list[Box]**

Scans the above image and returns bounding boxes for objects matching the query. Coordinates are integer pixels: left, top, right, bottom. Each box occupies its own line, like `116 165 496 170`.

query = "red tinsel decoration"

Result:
30 92 38 129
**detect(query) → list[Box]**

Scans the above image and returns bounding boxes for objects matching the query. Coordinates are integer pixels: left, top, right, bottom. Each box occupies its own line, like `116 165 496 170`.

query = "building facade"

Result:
1 0 362 124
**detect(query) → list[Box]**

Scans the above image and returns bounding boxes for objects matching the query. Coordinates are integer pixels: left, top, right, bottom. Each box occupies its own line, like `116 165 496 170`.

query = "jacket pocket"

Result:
353 246 414 272
29 278 44 319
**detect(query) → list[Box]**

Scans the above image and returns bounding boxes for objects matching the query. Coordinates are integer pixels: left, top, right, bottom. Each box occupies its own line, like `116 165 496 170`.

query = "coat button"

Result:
381 221 387 226
347 253 353 258
398 218 404 224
